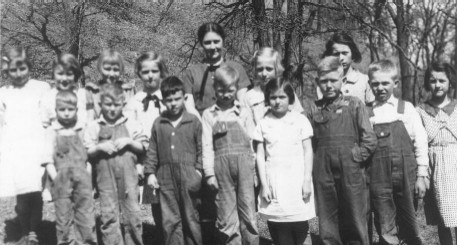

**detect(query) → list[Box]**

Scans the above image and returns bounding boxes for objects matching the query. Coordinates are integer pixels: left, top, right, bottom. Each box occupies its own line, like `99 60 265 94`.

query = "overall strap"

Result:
397 99 405 115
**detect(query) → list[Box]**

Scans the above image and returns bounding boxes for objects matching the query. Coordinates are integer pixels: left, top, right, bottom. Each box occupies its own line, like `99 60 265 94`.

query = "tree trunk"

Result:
252 0 269 47
284 0 298 78
272 0 282 54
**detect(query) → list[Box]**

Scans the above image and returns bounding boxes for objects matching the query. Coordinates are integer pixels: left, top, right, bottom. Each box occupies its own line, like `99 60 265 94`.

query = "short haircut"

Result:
197 22 226 45
323 32 362 63
99 83 125 102
160 76 185 98
213 64 239 88
97 49 125 75
3 46 32 70
135 51 169 78
317 56 344 78
264 77 295 105
368 59 400 81
424 61 457 91
53 53 82 82
56 90 78 107
252 47 284 77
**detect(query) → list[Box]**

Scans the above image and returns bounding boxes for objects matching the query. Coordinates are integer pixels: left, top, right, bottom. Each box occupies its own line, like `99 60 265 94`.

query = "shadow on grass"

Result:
3 217 56 245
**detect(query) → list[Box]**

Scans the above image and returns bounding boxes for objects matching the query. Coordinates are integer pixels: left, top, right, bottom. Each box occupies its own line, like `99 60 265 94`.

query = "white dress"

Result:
0 79 50 197
253 111 316 222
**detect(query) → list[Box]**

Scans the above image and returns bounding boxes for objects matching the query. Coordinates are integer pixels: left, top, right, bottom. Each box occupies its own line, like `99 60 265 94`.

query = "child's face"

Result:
318 70 343 100
370 71 398 102
8 61 30 87
139 60 161 92
269 88 289 118
214 82 237 108
255 56 276 85
429 71 450 99
163 91 185 117
100 96 124 123
56 102 77 127
100 62 121 84
332 43 353 71
54 65 76 91
202 32 223 62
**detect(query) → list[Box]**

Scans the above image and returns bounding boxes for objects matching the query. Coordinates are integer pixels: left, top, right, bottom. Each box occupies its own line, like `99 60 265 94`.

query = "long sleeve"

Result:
202 110 215 177
353 99 377 162
195 120 203 171
407 104 429 177
144 122 159 175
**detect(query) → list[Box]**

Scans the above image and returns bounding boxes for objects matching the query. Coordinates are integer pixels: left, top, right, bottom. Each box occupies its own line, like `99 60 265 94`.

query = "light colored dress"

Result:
253 110 316 222
417 101 457 227
0 79 51 197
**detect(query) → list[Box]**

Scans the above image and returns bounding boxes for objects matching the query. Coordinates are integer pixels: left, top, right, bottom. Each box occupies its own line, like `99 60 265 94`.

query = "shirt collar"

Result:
344 67 359 84
137 90 162 101
97 115 128 126
209 100 241 115
373 95 397 108
159 110 193 125
422 99 457 116
50 120 84 131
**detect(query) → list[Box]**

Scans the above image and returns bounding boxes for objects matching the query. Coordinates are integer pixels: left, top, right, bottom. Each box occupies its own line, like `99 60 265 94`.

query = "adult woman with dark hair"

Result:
322 32 374 104
417 62 457 245
182 22 250 115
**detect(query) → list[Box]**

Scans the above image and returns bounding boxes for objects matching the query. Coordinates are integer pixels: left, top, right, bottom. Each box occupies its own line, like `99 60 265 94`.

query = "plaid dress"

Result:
417 101 457 227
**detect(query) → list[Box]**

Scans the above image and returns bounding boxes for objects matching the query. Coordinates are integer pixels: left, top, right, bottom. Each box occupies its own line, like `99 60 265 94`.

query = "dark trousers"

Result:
314 141 369 245
267 221 309 245
214 153 258 245
370 121 422 245
157 163 202 245
52 168 97 245
16 192 43 237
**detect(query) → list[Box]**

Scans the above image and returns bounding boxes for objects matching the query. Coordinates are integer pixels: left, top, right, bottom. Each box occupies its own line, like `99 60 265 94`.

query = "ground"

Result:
0 197 440 245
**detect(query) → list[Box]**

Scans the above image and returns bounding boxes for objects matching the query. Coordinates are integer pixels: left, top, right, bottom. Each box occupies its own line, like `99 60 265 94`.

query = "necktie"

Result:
142 94 160 112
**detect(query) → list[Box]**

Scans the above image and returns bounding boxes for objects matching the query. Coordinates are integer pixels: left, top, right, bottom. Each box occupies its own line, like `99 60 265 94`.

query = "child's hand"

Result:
136 164 144 181
206 176 219 192
415 177 426 199
147 174 160 190
114 137 132 151
97 141 117 155
302 180 312 203
261 186 272 203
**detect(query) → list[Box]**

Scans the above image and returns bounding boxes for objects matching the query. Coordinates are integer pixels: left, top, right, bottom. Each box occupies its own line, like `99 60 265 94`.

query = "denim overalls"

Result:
213 120 259 245
369 100 422 245
52 130 97 245
312 97 371 245
94 123 143 245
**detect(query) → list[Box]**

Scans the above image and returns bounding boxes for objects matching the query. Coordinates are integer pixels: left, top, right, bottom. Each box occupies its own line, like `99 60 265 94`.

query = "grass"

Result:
0 197 440 245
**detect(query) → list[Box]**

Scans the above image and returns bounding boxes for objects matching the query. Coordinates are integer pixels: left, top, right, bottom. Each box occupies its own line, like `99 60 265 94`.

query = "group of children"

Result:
0 32 456 245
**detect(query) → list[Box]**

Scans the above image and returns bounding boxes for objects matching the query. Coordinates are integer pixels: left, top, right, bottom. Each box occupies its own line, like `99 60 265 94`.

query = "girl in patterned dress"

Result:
417 62 457 245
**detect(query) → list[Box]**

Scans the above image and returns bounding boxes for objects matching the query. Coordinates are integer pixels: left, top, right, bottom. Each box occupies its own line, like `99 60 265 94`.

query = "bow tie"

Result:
142 94 160 112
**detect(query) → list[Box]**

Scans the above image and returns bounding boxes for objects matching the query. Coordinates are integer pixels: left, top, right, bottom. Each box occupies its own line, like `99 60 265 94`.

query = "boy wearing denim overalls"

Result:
84 84 148 245
202 64 259 245
367 60 427 245
308 57 377 245
144 76 203 245
45 91 97 245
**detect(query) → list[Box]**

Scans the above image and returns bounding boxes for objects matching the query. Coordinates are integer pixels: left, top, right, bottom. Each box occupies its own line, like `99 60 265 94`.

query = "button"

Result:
171 145 175 149
172 132 175 136
380 132 384 136
345 90 349 93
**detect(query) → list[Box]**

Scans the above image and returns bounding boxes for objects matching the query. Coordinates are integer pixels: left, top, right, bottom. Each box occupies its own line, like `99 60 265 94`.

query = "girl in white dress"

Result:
0 47 51 245
417 62 457 245
253 77 315 245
